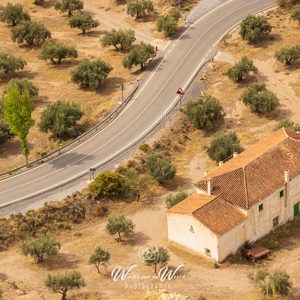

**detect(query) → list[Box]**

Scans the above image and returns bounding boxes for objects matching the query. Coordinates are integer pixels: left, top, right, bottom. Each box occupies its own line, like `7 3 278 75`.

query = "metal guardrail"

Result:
0 83 139 179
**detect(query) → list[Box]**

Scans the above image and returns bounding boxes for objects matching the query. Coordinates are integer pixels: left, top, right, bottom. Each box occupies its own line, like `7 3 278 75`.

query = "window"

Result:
273 216 279 227
205 248 211 257
190 226 194 233
259 204 263 212
280 190 284 198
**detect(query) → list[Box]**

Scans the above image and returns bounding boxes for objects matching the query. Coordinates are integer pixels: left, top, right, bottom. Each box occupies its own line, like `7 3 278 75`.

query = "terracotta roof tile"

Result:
168 194 216 214
193 198 247 236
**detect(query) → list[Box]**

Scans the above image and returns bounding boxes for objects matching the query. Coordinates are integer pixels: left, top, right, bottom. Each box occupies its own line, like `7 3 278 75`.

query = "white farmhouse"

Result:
167 128 300 262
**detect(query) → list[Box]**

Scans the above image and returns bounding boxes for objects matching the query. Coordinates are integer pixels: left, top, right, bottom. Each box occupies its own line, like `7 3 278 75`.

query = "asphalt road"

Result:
0 0 275 210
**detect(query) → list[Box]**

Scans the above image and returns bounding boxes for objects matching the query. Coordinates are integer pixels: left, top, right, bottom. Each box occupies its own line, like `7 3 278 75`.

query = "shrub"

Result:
55 0 84 17
21 233 61 263
275 45 300 65
12 21 51 46
291 5 300 23
143 246 169 274
0 101 13 145
89 247 110 273
45 271 85 300
207 131 244 162
101 29 136 51
123 42 155 69
0 3 30 26
0 52 26 79
185 95 224 130
127 0 154 19
277 0 300 8
39 40 78 64
240 83 279 115
165 191 188 208
71 59 113 89
227 56 257 82
240 15 272 43
69 12 99 34
5 78 38 98
274 118 299 131
145 153 176 183
106 215 135 241
89 171 126 198
139 143 151 152
39 100 83 140
157 11 180 37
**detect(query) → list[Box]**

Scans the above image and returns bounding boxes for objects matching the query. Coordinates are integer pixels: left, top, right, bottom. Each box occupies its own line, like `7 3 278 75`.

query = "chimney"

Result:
203 171 208 177
207 178 212 196
284 169 290 183
218 161 224 166
233 152 238 158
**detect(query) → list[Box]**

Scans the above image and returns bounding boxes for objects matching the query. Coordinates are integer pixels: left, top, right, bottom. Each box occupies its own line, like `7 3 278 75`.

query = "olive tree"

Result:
123 42 155 69
71 59 112 89
69 12 99 34
240 15 272 43
185 95 224 130
275 45 300 65
240 83 279 115
39 40 78 64
227 56 257 82
127 0 154 19
0 52 26 79
39 100 83 140
5 78 38 98
207 131 244 163
55 0 84 17
45 271 85 300
165 191 188 209
291 5 300 23
145 153 176 184
12 21 51 46
0 101 13 145
89 247 110 273
106 215 135 242
157 11 180 37
3 84 34 163
101 29 136 51
143 246 169 274
0 3 30 26
21 233 61 263
274 118 299 131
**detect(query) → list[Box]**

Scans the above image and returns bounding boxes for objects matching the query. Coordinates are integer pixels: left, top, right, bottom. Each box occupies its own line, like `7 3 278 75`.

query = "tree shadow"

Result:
44 252 82 270
47 59 79 70
0 138 21 159
15 70 39 80
78 30 103 37
252 33 282 49
94 76 125 96
135 12 159 23
37 0 57 9
124 231 150 246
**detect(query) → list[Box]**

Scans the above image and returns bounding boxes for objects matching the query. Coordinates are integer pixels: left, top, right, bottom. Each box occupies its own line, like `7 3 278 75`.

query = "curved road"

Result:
0 0 275 210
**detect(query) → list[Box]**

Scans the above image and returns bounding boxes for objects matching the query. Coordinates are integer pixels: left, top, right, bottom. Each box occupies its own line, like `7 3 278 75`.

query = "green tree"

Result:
89 247 110 273
185 95 224 130
227 56 257 82
3 85 34 163
0 101 13 145
5 78 38 98
291 5 300 23
275 45 300 65
39 100 83 140
157 11 180 37
45 271 85 300
39 40 78 64
165 191 188 209
69 12 99 34
55 0 84 17
71 59 112 89
127 0 154 19
106 215 135 241
240 15 272 43
207 131 244 163
12 21 51 46
145 153 176 184
240 83 279 115
274 118 299 131
270 270 292 296
89 171 126 198
143 246 169 274
21 233 61 263
123 42 155 69
101 29 136 51
0 52 26 80
0 3 30 26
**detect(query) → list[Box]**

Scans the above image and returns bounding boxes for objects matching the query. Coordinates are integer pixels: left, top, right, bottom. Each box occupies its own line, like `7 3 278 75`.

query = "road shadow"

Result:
49 151 96 169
